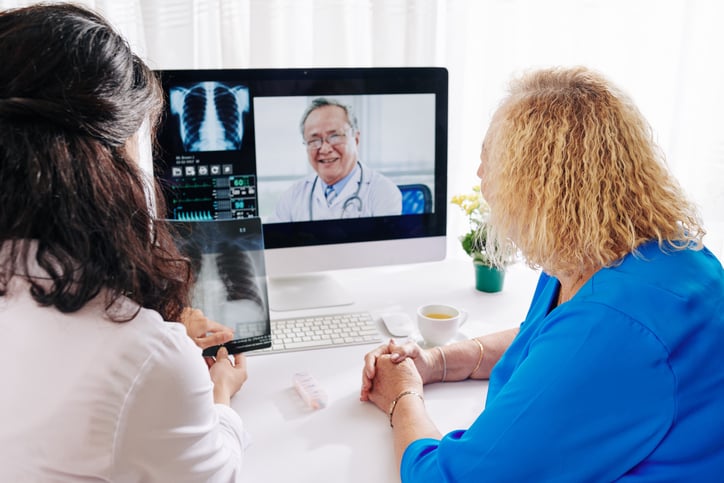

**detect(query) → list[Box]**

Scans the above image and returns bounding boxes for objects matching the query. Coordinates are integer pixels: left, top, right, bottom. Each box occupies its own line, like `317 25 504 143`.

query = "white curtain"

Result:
4 0 722 258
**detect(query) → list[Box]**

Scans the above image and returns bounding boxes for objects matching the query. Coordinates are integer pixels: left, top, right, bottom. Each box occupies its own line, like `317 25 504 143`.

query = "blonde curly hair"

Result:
482 66 704 275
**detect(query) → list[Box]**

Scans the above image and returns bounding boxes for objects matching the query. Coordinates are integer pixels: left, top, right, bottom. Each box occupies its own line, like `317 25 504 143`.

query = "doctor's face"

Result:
303 105 360 185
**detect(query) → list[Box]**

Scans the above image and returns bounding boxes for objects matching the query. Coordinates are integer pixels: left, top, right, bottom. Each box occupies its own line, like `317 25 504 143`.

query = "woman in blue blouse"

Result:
361 66 724 481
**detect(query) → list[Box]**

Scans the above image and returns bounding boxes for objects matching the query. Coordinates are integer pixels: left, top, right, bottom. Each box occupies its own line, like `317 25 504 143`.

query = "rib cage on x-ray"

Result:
215 241 265 309
169 82 250 152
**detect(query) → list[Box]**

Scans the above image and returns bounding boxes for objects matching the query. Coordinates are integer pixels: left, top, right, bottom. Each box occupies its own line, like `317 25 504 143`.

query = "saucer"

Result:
416 331 468 349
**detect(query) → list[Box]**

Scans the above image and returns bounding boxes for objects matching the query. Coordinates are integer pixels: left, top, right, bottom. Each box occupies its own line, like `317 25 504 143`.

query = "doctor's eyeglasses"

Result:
303 131 349 150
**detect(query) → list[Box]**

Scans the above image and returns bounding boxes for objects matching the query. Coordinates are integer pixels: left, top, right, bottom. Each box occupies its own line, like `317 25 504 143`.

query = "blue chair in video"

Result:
399 184 433 215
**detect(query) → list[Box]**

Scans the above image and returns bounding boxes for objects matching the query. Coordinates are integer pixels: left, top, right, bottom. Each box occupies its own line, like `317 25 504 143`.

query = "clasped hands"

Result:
360 339 441 415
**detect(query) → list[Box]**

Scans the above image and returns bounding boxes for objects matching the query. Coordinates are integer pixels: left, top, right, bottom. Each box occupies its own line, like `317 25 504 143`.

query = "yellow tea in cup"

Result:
424 313 453 319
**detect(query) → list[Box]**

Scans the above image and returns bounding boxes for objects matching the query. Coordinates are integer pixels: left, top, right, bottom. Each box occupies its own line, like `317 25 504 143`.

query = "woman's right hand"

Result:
386 340 440 384
209 346 248 406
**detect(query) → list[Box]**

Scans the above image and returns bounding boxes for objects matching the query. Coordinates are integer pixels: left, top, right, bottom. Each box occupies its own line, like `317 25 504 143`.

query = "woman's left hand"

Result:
209 346 248 405
180 307 234 350
361 339 438 402
365 354 424 414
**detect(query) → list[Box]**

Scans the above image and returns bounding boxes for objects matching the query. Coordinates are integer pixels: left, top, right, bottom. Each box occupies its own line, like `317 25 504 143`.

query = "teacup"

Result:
416 304 468 347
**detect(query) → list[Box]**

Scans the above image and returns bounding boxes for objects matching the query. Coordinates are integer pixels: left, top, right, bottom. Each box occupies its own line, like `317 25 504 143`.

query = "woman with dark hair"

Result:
0 3 247 481
361 67 724 481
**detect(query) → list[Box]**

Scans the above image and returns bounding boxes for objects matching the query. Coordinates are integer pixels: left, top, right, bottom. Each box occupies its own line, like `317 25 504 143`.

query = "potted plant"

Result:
450 186 511 292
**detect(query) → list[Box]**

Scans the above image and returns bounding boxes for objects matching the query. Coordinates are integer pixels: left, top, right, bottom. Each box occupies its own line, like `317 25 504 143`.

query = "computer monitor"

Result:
154 67 448 311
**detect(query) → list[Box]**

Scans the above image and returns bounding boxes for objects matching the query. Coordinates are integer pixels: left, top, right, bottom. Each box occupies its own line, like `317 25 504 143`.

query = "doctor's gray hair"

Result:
299 97 359 135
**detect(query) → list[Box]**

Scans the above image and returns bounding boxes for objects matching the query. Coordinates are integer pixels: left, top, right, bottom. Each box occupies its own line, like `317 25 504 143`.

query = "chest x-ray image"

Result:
169 81 250 152
170 218 270 351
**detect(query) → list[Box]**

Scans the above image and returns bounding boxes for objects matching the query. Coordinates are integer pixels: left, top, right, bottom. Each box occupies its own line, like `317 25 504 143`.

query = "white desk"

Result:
232 258 540 483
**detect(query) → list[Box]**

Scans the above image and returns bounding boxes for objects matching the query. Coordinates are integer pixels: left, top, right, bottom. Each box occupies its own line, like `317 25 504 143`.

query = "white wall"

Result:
5 0 721 258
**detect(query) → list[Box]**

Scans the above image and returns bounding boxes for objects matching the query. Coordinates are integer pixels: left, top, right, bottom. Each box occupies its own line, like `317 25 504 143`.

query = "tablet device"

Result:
170 217 272 355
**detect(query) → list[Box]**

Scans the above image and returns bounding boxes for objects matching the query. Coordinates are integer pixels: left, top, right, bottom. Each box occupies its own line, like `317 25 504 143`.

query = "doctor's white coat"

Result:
271 162 402 222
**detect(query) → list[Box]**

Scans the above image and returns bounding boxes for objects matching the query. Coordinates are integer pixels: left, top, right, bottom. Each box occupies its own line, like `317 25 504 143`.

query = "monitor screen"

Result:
154 67 448 310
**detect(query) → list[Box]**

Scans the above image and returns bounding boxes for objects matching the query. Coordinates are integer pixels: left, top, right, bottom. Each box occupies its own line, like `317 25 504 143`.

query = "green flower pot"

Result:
474 262 505 293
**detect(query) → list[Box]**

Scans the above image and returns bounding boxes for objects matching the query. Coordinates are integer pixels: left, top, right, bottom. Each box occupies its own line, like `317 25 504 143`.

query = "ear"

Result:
127 117 157 217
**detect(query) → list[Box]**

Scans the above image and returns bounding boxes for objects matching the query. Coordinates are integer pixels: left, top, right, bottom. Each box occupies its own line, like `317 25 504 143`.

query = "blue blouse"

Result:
402 241 724 482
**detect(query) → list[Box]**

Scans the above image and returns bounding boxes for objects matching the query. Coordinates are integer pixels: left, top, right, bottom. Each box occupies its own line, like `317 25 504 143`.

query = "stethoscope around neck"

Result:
308 161 364 220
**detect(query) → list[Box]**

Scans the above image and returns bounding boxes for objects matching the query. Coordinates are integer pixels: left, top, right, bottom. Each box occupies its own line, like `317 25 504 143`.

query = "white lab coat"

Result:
271 162 402 222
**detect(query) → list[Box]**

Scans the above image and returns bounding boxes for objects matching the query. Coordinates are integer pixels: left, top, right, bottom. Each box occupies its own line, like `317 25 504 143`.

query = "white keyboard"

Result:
251 311 382 354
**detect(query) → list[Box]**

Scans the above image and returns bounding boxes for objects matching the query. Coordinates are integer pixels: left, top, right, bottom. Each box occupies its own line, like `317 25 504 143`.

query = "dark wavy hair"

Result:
0 3 190 321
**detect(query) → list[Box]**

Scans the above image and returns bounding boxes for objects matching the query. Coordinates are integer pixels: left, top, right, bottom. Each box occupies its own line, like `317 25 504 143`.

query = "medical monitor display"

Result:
154 67 448 309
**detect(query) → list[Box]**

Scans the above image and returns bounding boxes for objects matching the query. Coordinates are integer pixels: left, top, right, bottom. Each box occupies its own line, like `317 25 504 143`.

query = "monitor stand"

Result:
267 273 354 312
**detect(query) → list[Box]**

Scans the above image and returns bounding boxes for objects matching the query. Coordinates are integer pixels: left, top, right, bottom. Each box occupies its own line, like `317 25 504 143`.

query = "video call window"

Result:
254 93 437 223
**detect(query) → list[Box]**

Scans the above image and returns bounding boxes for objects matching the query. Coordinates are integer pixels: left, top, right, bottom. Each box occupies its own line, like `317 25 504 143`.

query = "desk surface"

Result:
232 258 540 483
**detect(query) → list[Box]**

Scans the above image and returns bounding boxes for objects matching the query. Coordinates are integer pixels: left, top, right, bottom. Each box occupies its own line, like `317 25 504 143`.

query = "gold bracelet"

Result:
388 390 424 428
437 346 447 382
470 338 484 378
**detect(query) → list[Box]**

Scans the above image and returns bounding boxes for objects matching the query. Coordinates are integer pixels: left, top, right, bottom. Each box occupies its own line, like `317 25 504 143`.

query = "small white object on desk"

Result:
292 372 327 410
380 312 415 337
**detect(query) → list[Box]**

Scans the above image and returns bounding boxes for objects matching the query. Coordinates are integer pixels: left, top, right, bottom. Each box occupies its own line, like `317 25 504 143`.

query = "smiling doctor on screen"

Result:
271 97 402 222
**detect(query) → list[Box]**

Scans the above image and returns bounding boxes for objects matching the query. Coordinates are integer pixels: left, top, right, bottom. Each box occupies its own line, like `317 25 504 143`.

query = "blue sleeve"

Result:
400 304 676 482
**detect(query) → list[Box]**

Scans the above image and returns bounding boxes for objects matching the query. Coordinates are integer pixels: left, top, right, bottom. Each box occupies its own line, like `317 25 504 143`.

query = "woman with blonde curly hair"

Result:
361 66 724 481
